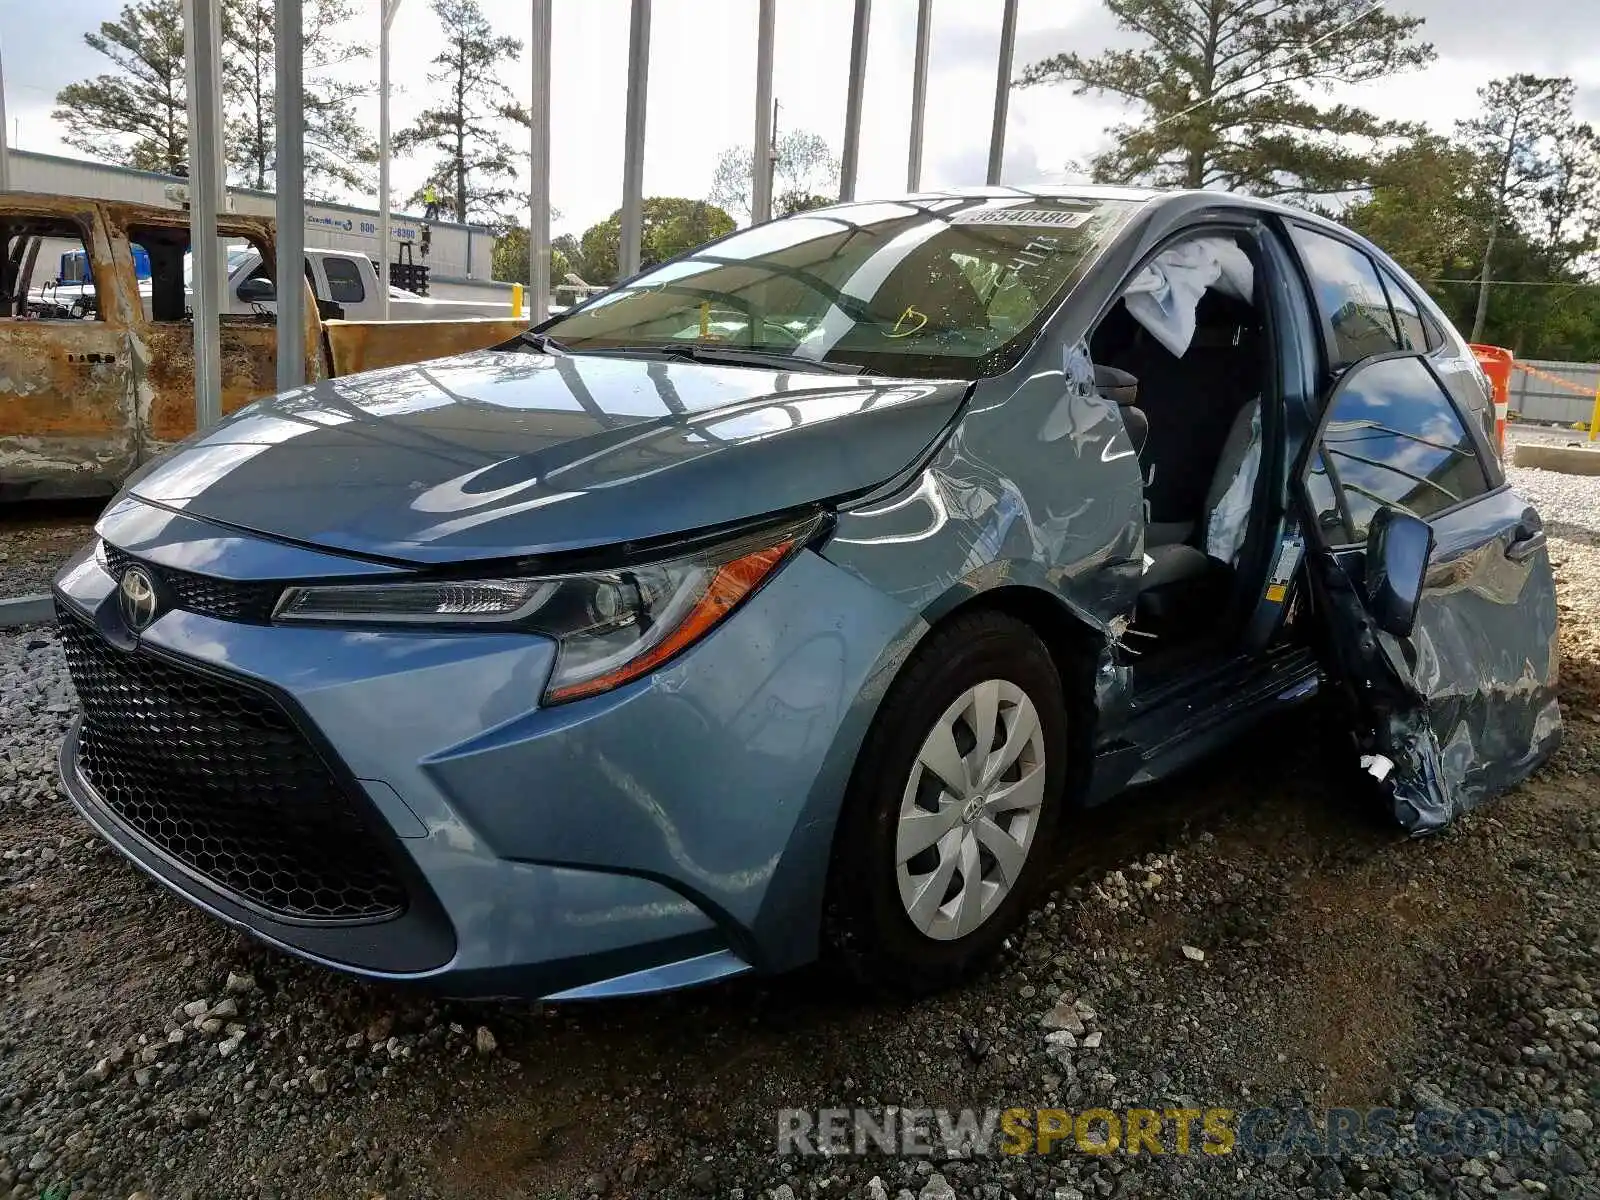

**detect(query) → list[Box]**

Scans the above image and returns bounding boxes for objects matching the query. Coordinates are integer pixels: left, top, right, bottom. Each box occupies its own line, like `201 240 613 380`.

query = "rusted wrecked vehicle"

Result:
0 192 525 499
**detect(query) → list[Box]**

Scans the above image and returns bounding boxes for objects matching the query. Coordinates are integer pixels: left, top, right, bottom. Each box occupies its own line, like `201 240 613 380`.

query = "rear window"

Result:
322 256 366 304
1291 226 1402 368
546 196 1140 380
1376 263 1438 352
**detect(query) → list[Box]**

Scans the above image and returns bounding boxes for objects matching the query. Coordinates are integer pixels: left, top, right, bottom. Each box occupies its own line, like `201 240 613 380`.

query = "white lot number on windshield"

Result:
949 208 1094 230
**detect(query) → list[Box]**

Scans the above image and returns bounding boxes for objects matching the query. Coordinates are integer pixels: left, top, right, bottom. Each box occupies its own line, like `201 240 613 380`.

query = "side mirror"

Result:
236 276 275 304
1364 506 1433 638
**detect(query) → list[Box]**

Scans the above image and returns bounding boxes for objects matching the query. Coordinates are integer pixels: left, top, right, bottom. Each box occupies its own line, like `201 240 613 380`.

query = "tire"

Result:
823 610 1071 995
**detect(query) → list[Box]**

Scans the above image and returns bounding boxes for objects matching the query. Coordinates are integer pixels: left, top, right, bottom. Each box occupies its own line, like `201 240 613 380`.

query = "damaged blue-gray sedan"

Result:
53 187 1560 999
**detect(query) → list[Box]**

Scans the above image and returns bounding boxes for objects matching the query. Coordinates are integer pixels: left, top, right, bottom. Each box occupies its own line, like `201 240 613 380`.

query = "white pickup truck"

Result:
30 244 515 322
228 246 515 321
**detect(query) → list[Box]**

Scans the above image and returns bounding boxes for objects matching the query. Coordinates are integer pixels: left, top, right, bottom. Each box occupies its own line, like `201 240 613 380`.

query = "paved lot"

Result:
1 469 1598 1199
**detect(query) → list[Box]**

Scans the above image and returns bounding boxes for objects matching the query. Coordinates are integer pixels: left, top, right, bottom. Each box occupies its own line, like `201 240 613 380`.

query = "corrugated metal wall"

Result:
10 149 495 286
1508 359 1600 427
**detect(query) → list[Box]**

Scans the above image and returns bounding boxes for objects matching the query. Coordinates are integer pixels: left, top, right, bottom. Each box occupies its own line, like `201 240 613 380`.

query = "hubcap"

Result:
895 679 1048 942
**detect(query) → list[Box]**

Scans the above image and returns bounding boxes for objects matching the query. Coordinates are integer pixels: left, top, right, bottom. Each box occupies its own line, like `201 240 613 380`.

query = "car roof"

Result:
815 184 1331 227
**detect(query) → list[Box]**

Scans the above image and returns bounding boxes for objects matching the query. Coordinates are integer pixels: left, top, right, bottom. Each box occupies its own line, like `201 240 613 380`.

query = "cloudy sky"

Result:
4 0 1600 238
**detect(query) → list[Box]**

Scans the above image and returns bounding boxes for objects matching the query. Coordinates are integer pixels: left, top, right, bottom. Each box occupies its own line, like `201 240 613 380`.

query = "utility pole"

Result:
528 0 551 321
839 0 870 200
751 0 775 223
378 0 402 320
987 0 1018 185
183 0 226 429
275 0 305 391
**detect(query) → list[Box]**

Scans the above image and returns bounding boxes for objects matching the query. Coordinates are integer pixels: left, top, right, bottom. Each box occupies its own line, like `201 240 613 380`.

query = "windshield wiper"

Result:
589 343 881 377
516 331 570 354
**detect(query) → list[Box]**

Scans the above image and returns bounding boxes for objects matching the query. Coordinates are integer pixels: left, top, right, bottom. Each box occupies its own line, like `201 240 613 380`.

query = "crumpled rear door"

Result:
1298 352 1561 833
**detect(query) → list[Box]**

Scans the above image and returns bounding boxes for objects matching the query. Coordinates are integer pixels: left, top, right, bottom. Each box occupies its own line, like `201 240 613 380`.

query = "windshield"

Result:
544 196 1139 379
183 245 255 286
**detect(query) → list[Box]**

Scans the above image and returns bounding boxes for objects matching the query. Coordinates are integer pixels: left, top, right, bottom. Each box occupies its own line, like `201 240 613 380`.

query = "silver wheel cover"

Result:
895 678 1048 942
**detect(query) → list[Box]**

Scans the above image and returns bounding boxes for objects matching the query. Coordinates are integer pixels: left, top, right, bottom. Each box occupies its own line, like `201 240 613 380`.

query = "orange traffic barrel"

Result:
1470 344 1513 457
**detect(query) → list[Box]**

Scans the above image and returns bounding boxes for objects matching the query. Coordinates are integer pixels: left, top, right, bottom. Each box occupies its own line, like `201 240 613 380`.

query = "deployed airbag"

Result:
1205 399 1261 564
1123 237 1255 357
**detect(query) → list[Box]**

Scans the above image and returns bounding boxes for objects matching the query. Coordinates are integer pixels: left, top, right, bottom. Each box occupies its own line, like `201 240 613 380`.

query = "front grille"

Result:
101 543 281 624
59 608 406 922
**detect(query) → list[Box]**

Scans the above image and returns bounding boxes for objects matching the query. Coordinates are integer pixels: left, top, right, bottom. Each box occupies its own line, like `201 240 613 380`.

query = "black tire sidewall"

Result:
827 612 1069 989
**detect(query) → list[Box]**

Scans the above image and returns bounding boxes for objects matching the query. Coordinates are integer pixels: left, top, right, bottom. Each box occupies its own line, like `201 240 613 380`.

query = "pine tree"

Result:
222 0 376 198
1019 0 1434 199
53 1 187 174
1457 76 1592 341
394 0 531 225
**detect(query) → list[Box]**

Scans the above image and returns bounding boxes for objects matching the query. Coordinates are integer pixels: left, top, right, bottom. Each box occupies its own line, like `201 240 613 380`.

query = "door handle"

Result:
1505 529 1546 562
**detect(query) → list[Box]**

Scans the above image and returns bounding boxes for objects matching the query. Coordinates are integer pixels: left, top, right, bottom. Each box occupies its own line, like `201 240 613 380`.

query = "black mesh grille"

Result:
101 543 281 624
59 608 407 922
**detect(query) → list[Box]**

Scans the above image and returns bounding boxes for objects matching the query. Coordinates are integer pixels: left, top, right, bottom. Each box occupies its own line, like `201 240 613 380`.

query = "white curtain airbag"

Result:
1123 237 1255 357
1205 399 1262 565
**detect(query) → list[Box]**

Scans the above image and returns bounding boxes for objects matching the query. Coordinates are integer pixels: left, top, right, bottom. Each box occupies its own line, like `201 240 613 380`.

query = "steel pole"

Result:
839 0 870 200
987 0 1018 185
751 0 775 223
183 0 225 430
0 35 11 192
274 0 305 391
618 0 651 281
907 0 932 192
379 0 400 320
528 0 551 321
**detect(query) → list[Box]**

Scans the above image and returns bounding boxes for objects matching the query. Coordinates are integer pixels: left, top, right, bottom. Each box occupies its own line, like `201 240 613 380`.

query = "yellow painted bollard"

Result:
1589 377 1600 442
512 282 524 320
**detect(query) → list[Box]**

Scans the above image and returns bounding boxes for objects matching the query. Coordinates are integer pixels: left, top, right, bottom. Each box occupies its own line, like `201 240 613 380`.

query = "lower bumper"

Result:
53 526 920 999
59 716 742 998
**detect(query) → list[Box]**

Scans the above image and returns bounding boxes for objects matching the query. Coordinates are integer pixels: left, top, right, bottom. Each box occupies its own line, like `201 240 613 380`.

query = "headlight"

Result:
274 515 820 704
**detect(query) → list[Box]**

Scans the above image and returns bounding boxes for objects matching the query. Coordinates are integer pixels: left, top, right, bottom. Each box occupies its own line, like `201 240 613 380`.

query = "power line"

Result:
1153 1 1388 130
1429 278 1600 289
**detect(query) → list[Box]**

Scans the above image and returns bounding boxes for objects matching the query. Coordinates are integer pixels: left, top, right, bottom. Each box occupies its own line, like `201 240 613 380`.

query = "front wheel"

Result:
824 611 1069 994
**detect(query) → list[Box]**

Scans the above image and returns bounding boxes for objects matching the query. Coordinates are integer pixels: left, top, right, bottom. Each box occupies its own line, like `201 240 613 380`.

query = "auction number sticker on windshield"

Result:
950 208 1094 229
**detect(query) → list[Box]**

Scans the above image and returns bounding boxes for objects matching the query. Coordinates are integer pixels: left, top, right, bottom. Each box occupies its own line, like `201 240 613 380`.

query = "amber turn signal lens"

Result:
543 538 796 704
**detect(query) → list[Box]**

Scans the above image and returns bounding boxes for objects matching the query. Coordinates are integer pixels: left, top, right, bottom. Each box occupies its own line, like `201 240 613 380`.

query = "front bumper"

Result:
53 509 918 998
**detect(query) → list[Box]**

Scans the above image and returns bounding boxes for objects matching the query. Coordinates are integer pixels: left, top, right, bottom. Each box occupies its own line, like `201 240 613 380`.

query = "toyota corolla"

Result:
54 188 1560 999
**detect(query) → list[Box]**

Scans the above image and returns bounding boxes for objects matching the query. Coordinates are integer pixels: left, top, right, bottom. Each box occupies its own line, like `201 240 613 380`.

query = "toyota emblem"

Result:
118 566 160 632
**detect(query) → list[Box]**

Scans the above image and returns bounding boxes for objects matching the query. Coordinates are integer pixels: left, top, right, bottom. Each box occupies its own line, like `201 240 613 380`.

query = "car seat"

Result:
1090 308 1266 636
1139 395 1259 593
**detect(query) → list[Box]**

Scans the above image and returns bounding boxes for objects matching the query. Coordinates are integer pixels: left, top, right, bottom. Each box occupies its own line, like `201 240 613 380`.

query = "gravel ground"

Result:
1507 423 1600 453
1508 463 1600 541
2 472 1600 1200
0 503 101 598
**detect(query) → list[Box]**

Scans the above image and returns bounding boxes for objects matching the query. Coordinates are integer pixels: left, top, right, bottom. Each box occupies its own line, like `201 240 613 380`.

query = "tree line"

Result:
54 0 538 214
47 0 1600 356
1021 0 1600 360
55 0 375 198
52 0 842 287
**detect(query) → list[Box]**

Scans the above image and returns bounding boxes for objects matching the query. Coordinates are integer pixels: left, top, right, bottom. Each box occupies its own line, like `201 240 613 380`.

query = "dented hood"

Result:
126 348 967 563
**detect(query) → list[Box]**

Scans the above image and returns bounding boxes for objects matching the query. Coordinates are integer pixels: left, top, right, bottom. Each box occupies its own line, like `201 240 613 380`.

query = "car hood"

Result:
127 348 969 564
